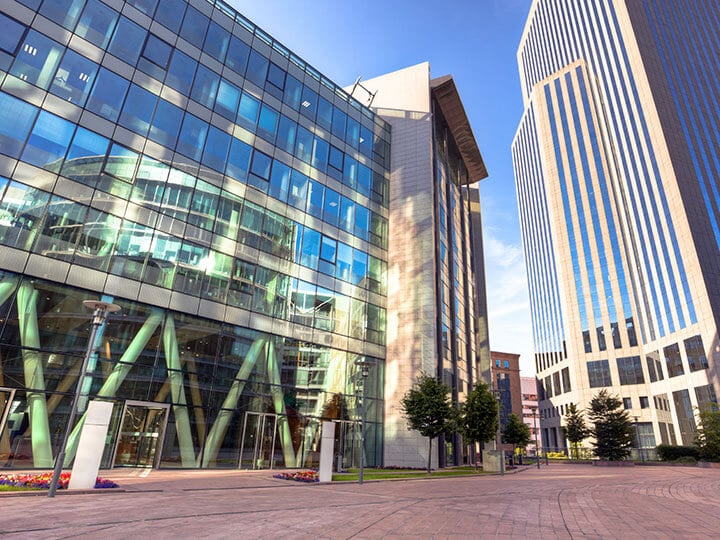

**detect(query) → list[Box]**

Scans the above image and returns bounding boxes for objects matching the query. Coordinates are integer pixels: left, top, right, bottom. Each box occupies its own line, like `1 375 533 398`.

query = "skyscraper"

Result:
513 0 720 451
0 0 488 472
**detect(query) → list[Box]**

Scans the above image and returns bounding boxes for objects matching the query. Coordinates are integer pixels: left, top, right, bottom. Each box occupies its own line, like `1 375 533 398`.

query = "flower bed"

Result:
0 472 118 490
273 470 319 483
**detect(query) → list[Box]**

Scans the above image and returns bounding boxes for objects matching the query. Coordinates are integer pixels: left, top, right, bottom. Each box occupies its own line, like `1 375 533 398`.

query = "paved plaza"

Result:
1 463 719 539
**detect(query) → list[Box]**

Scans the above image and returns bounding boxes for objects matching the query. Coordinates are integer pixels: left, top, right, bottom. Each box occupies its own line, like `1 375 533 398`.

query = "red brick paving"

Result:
1 463 719 538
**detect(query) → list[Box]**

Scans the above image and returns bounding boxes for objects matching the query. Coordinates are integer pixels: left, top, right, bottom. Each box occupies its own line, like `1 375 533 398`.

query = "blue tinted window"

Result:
257 105 279 142
357 164 372 198
266 63 285 98
226 137 252 182
346 117 360 148
202 126 231 173
276 116 296 154
237 92 260 131
22 111 75 168
359 125 373 157
307 180 324 218
39 0 84 31
269 160 291 201
352 250 368 285
156 0 186 33
343 156 357 188
246 50 268 87
328 145 343 179
0 14 26 59
323 188 340 227
87 68 129 121
336 242 352 281
108 17 146 65
249 151 272 191
0 93 38 158
339 197 354 234
289 170 308 209
76 0 118 48
190 65 219 108
204 22 229 62
284 75 302 109
119 84 157 136
142 34 172 68
127 0 157 16
295 126 313 163
319 236 336 275
180 5 209 49
317 97 333 130
312 137 328 172
61 127 109 185
166 50 196 95
226 36 250 76
300 228 320 269
300 86 317 120
215 80 240 120
331 107 346 139
149 99 183 147
10 30 63 90
49 49 98 106
355 205 369 240
177 114 207 161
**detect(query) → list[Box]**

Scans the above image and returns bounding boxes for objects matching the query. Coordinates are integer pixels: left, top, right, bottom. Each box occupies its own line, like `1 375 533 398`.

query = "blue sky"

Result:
231 0 536 374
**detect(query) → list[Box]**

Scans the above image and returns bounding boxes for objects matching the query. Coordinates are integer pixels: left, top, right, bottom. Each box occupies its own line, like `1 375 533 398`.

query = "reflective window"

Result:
76 0 118 48
188 179 219 231
155 0 186 33
132 155 168 206
684 335 708 371
149 99 184 147
0 181 51 251
343 156 357 188
248 150 272 190
269 160 291 202
354 205 369 240
307 180 324 218
0 14 27 71
617 356 645 385
226 137 252 182
300 86 317 120
587 359 612 387
357 164 372 198
166 50 197 96
61 127 110 186
10 30 63 90
328 145 343 180
108 17 146 66
225 36 250 76
339 197 354 234
215 80 240 120
664 343 684 377
191 65 220 109
0 93 38 159
204 22 230 63
245 50 268 87
127 0 157 16
346 116 360 148
119 84 158 136
202 126 231 172
288 171 308 210
257 105 279 142
336 242 352 281
317 97 333 131
49 49 98 106
177 113 207 161
266 63 286 97
359 125 373 158
179 5 210 48
87 68 129 122
139 34 172 79
295 126 313 163
237 92 260 131
283 75 302 110
352 250 367 285
99 143 139 198
39 0 85 31
300 227 320 269
22 111 75 169
215 190 243 239
332 107 346 139
276 115 296 154
319 236 336 276
323 188 340 227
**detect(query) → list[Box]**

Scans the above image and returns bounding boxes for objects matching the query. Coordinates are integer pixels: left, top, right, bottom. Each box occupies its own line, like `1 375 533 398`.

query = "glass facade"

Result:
0 0 390 470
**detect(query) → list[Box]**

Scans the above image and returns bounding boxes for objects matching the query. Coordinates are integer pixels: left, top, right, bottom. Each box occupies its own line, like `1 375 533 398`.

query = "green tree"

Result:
587 390 634 461
562 403 589 459
502 413 531 455
458 381 498 466
400 373 454 473
695 407 720 461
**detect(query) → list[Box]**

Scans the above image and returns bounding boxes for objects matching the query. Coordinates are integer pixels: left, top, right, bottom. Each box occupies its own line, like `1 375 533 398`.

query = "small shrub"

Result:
656 444 699 461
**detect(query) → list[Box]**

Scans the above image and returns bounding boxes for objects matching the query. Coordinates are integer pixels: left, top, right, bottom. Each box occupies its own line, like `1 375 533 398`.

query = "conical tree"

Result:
587 390 634 461
502 413 531 456
458 381 498 466
562 403 589 459
400 373 454 473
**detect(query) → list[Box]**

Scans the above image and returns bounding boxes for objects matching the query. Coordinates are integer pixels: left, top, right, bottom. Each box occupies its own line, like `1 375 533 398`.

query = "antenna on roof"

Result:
350 77 377 107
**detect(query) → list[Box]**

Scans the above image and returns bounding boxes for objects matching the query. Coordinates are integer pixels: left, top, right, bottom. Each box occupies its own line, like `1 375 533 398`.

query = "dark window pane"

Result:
108 17 146 65
204 22 229 62
246 50 268 87
331 107 346 139
49 49 98 106
355 205 369 240
357 164 372 198
0 93 38 158
10 30 63 90
166 49 197 95
360 125 373 157
22 111 76 168
267 63 285 90
249 150 272 190
76 0 118 48
323 188 340 227
300 86 317 120
87 68 129 122
317 97 333 130
179 6 209 49
149 99 184 147
226 36 250 76
155 0 186 33
177 114 207 161
39 0 84 31
119 84 158 136
0 13 26 56
142 34 172 68
190 65 220 108
284 75 302 109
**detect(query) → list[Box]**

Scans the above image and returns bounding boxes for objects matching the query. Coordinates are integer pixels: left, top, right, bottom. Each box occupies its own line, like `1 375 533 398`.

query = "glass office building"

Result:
0 0 390 470
513 0 720 450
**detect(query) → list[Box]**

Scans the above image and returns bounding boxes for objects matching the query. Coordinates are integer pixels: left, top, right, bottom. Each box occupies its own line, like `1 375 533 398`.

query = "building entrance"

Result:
0 388 16 465
113 401 169 468
333 420 360 471
239 412 279 469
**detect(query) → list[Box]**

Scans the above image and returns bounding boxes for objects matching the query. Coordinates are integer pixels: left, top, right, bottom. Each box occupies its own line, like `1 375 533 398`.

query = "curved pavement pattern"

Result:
1 463 719 538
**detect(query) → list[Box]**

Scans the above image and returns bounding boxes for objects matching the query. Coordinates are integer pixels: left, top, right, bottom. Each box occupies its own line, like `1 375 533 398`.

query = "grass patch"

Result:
0 485 41 492
332 467 491 482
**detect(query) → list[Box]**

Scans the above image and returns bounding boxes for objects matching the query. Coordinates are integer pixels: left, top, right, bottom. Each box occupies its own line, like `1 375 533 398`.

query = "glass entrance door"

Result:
333 420 359 471
0 388 16 465
239 412 278 469
113 402 169 468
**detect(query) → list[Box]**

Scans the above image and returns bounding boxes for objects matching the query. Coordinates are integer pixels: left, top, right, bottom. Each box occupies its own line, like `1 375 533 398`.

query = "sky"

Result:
230 0 536 374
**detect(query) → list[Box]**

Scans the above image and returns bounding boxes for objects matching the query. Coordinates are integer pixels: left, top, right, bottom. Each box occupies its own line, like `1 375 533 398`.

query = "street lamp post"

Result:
48 300 121 497
530 406 540 469
355 358 375 485
633 415 641 461
493 389 504 476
